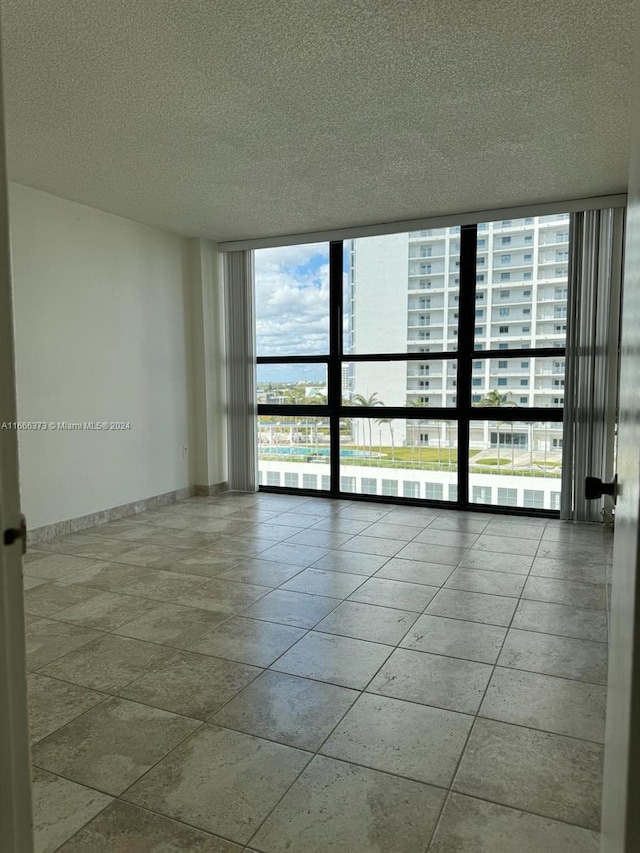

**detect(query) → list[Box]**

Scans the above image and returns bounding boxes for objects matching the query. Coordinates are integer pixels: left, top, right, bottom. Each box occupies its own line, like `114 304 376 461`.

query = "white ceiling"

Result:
1 0 634 242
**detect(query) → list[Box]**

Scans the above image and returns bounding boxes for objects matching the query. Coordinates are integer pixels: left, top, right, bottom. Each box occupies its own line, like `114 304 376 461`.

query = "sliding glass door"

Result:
255 215 568 514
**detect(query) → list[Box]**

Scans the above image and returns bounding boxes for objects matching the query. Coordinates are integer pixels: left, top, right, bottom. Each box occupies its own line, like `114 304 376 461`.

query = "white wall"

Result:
9 183 194 529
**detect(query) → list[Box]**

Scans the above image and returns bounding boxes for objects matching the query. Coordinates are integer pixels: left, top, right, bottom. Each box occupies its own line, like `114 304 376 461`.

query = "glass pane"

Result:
258 416 330 490
257 363 327 404
343 360 457 407
344 228 460 355
255 243 329 356
469 420 563 509
339 417 457 499
471 358 565 408
475 215 569 351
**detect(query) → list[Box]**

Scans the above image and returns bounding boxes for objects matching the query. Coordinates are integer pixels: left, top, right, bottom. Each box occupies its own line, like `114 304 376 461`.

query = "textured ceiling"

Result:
1 0 634 242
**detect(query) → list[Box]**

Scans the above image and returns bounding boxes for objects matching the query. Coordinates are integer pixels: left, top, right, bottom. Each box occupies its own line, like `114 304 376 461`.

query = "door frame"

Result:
0 23 34 853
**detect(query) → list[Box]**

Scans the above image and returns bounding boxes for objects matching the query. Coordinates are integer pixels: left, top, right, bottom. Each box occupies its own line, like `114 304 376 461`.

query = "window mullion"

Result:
456 225 478 506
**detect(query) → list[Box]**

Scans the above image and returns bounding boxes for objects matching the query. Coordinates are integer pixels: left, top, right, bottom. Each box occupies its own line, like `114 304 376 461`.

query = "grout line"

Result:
30 497 608 851
429 540 540 848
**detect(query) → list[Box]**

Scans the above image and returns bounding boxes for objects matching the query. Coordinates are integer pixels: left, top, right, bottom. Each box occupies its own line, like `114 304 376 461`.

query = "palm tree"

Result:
352 392 384 454
477 390 517 471
375 417 396 463
407 398 429 466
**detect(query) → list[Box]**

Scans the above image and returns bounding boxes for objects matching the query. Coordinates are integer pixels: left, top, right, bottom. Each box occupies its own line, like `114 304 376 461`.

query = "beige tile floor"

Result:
22 492 612 852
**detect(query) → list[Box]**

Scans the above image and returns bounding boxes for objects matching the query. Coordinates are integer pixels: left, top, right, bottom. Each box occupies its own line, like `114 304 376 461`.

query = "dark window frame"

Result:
256 225 565 517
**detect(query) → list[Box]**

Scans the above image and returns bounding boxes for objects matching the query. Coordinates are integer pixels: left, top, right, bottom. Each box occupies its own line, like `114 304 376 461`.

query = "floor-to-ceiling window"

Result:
255 215 568 514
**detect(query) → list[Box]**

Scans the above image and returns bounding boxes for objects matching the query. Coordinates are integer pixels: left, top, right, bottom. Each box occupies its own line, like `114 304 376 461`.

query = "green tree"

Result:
477 389 518 471
352 392 384 453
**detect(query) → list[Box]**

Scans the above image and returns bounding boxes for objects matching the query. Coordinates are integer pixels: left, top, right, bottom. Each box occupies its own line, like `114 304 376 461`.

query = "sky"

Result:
255 242 330 382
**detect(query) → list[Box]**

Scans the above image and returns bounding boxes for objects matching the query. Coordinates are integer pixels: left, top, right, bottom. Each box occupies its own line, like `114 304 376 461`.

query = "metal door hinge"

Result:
3 514 27 554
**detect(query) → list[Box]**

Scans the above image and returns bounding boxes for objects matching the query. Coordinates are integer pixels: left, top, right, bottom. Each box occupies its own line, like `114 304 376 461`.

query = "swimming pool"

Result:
259 446 379 458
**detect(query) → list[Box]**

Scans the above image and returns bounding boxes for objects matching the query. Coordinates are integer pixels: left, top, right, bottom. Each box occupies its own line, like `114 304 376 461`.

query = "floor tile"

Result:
429 792 600 853
453 718 603 830
123 725 311 845
39 633 174 691
242 589 340 628
338 535 407 557
285 528 354 549
458 549 533 574
28 674 105 744
42 534 134 561
536 541 605 564
51 590 159 630
24 582 101 617
57 560 160 593
169 551 243 578
498 629 608 684
32 767 112 853
26 618 103 670
272 631 392 689
483 521 544 540
32 697 200 795
400 614 507 664
175 518 254 537
311 516 377 535
188 616 306 667
25 497 609 853
429 516 489 534
339 506 391 521
200 536 271 558
281 567 367 597
246 523 306 542
114 603 230 647
267 512 326 528
412 528 480 548
23 551 100 580
252 755 445 853
530 556 606 584
322 693 472 787
374 558 455 586
175 577 271 613
471 534 539 557
130 526 226 552
369 647 492 714
542 522 605 543
120 569 209 602
512 599 608 642
523 576 606 610
92 520 220 550
55 800 242 852
381 509 438 527
310 550 389 575
23 575 48 590
315 600 419 645
395 541 468 565
445 567 526 597
214 558 303 587
348 576 439 612
119 650 261 719
362 521 420 541
425 588 517 626
258 541 331 566
480 667 607 742
211 670 358 750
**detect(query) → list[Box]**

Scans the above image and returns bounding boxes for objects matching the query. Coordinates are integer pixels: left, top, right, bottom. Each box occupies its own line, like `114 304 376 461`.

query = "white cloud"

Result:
255 244 330 357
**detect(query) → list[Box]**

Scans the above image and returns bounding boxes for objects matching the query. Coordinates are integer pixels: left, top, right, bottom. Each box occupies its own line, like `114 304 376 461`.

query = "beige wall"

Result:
9 183 194 529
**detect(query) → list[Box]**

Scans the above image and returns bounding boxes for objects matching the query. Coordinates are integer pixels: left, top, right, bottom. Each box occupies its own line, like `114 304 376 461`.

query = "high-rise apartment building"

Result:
345 215 569 452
